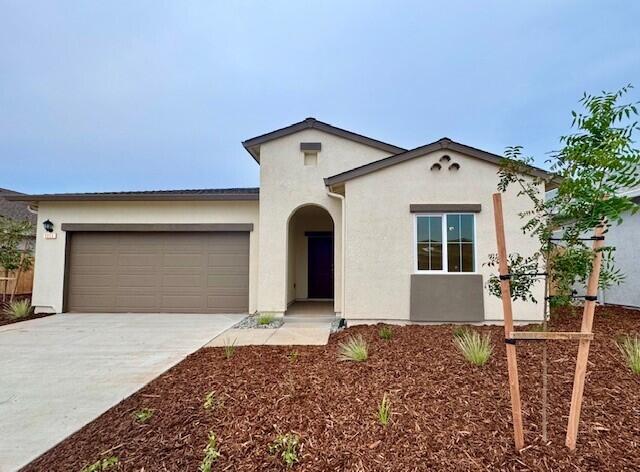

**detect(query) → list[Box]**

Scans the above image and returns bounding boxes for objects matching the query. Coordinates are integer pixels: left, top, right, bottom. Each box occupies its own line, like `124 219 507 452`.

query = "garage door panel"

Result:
67 231 249 313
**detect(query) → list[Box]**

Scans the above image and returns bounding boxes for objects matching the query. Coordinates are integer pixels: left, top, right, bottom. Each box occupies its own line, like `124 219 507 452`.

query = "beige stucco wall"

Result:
344 149 545 321
31 200 259 314
257 129 393 315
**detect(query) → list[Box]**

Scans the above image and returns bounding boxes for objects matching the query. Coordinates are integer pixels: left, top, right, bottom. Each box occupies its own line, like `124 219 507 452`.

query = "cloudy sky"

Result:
1 1 639 194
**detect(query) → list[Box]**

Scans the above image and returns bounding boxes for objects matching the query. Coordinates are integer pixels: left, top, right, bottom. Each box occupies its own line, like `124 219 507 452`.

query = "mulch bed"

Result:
0 296 54 326
23 305 640 471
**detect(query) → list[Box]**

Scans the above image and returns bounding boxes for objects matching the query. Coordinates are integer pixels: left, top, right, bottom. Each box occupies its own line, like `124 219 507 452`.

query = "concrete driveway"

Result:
0 312 245 472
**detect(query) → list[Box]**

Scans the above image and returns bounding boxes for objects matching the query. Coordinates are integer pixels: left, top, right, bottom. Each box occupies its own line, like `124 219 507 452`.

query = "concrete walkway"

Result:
207 315 334 346
0 312 244 472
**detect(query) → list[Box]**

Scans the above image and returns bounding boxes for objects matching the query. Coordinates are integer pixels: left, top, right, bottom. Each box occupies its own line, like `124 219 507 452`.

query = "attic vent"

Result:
439 155 451 163
449 162 460 171
430 163 442 171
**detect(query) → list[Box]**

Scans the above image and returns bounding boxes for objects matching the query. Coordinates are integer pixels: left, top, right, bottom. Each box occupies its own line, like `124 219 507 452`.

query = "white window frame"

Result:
413 213 477 274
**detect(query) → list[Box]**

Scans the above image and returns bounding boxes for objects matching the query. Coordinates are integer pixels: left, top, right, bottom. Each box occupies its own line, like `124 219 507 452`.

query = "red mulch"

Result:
0 296 54 326
22 306 640 471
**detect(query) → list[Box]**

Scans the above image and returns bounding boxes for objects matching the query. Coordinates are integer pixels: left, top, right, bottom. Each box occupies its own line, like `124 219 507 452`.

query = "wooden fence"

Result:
0 267 34 295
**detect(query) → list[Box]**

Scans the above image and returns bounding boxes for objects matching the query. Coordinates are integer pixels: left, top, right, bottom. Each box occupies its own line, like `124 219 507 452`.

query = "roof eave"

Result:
324 138 559 190
242 118 406 164
6 193 260 203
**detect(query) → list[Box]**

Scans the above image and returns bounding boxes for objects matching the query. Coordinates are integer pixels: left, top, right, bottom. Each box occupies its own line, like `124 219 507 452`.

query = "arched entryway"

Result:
286 204 335 315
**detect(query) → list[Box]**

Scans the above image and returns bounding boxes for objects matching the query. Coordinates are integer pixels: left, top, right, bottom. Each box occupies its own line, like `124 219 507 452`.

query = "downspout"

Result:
326 188 346 319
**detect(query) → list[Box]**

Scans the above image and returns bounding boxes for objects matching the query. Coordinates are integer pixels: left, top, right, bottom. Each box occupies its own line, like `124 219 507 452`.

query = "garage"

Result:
65 229 250 313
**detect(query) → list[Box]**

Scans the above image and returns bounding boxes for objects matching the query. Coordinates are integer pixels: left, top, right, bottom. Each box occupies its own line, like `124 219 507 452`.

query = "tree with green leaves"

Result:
487 84 640 442
0 216 34 302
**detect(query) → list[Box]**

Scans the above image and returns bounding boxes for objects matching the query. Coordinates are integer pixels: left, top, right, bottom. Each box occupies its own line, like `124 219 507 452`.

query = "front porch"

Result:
285 300 335 318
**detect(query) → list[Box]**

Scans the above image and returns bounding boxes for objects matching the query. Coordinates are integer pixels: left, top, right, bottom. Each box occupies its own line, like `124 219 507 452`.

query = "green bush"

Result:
199 432 221 472
257 313 276 325
337 334 368 362
223 338 237 359
616 335 640 374
377 393 391 427
454 329 493 366
378 325 393 340
269 433 300 468
5 299 31 319
133 408 153 423
81 456 118 472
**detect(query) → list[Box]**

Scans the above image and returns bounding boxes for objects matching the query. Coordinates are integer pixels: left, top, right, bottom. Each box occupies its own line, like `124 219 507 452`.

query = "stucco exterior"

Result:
256 128 393 315
21 118 551 322
31 201 259 314
343 149 545 321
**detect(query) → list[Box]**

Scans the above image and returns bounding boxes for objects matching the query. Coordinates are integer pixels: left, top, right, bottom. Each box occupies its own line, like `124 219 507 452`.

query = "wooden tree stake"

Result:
565 225 605 450
492 193 525 450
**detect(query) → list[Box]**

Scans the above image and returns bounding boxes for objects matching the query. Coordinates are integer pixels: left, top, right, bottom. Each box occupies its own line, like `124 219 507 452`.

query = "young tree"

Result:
487 85 640 441
0 217 34 302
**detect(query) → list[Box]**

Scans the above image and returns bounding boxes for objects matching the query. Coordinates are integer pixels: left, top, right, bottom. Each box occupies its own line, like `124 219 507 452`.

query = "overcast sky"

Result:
1 1 639 194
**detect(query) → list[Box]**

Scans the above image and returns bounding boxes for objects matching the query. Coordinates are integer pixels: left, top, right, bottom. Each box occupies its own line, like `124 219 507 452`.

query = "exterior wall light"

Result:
43 219 54 233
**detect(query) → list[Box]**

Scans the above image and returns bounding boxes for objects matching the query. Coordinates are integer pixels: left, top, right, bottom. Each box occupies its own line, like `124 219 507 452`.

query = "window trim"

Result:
413 213 477 274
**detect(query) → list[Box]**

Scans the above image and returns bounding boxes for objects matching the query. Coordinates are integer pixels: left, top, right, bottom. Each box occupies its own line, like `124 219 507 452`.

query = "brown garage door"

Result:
66 232 249 313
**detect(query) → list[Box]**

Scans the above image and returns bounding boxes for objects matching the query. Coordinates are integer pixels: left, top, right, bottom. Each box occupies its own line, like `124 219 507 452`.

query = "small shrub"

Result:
81 456 118 472
269 433 300 468
133 408 153 423
257 313 276 325
223 338 237 359
288 350 299 363
199 432 221 472
5 299 31 319
454 329 493 366
378 325 393 341
377 393 391 427
452 325 466 339
203 391 218 410
337 334 368 362
616 335 640 374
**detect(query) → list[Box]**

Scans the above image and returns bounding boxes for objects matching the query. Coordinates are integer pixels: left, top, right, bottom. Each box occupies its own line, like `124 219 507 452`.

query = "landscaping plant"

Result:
132 408 153 423
378 325 393 340
269 433 300 468
81 456 118 472
616 335 640 374
223 338 237 359
203 391 218 410
0 217 34 302
287 350 299 363
199 432 221 472
337 334 368 362
4 298 31 319
487 85 640 440
257 312 276 325
377 393 391 427
453 329 493 366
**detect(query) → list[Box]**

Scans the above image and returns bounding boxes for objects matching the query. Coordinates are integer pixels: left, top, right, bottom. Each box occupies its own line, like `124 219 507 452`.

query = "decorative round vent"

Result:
448 162 460 171
439 155 451 163
430 163 442 171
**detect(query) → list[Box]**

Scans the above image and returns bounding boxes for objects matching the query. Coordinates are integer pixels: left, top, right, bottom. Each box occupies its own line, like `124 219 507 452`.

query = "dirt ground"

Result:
22 305 640 471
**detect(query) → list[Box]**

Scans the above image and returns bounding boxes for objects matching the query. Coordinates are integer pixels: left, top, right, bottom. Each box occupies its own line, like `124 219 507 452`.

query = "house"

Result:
8 118 555 322
595 187 640 308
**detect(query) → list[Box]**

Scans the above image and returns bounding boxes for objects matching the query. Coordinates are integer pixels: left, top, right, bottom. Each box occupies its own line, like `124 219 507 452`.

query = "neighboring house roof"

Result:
7 187 260 202
0 188 37 224
324 137 559 189
242 117 407 163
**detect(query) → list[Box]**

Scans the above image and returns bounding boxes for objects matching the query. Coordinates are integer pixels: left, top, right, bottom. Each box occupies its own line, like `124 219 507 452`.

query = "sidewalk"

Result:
206 315 334 346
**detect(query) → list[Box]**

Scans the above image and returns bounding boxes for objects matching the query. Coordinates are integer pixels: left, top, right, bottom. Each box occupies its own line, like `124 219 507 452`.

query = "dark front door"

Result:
307 234 334 299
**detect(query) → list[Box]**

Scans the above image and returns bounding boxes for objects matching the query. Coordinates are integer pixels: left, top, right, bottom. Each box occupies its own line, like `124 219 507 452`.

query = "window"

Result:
415 214 475 272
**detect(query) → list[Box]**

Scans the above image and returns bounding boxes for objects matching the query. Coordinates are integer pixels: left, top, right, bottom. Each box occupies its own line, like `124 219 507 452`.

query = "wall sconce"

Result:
43 219 54 233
